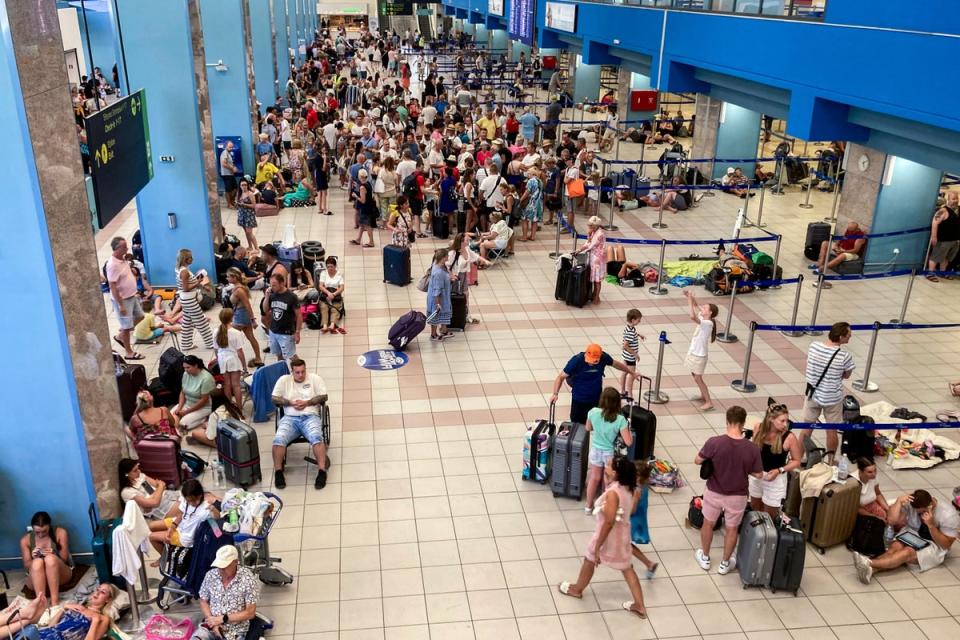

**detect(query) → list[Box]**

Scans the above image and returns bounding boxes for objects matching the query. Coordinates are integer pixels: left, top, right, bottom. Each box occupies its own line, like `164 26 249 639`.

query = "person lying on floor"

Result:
0 583 117 640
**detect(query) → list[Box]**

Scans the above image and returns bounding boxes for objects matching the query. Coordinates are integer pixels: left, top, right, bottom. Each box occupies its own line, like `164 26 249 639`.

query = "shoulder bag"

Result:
805 347 842 400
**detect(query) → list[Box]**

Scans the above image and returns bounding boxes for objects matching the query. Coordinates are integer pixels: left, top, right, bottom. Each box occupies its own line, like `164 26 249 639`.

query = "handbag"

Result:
399 210 416 244
374 175 386 194
699 458 714 480
145 615 195 640
805 347 841 400
416 267 431 292
566 178 585 199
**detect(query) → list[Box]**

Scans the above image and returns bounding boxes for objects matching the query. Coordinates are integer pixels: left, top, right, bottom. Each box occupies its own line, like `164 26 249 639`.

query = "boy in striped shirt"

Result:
621 309 645 398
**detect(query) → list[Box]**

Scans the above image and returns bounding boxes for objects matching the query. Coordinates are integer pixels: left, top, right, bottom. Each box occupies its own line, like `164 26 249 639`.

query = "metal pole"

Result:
716 277 740 343
614 126 622 162
731 321 758 393
549 212 562 258
754 182 768 227
890 268 916 325
770 234 783 289
799 169 815 209
652 183 668 229
852 321 881 393
648 239 668 296
825 170 842 223
772 158 785 197
740 183 752 229
604 189 618 231
571 219 578 252
643 331 671 404
805 272 826 336
781 274 805 337
638 142 646 180
704 158 716 197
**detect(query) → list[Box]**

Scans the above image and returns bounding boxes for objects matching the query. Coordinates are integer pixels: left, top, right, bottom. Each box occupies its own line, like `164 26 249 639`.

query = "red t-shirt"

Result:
505 118 519 134
306 109 319 130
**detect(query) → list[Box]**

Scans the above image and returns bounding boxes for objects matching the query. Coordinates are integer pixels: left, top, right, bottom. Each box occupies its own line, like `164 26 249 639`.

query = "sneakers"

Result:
315 468 328 490
807 263 819 270
274 470 286 490
584 506 593 515
718 557 737 575
853 552 874 584
695 549 711 571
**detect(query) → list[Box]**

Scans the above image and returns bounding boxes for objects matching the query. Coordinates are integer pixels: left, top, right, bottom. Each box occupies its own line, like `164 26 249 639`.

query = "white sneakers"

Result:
853 552 874 584
696 549 736 574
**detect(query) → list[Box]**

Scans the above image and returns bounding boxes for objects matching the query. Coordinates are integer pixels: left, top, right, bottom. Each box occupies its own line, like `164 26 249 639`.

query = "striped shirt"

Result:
804 342 855 405
622 325 639 363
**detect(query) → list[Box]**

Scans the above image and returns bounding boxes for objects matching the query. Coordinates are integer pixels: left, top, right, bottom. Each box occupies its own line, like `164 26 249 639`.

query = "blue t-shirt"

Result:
563 352 614 404
587 407 627 453
519 112 539 140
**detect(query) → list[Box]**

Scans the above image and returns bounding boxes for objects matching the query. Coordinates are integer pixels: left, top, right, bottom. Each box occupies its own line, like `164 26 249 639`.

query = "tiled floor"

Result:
82 76 960 639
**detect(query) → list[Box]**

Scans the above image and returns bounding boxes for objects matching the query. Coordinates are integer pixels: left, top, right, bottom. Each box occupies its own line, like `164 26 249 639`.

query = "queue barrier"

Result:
831 226 929 241
790 422 959 431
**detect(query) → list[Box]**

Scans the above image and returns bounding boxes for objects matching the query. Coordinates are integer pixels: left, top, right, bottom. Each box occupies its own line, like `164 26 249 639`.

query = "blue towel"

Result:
631 485 650 545
251 360 290 423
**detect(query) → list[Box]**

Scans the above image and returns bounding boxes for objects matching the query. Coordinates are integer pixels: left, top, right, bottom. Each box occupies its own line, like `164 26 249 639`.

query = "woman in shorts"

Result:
749 403 802 517
583 387 632 514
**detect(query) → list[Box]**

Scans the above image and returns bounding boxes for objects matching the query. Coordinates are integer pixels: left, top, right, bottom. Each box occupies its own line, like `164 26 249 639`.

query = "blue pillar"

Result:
76 6 118 81
511 43 531 63
572 55 601 105
866 157 941 268
712 102 761 180
274 0 289 105
250 0 276 113
114 0 217 284
287 0 300 65
474 24 487 45
490 29 508 54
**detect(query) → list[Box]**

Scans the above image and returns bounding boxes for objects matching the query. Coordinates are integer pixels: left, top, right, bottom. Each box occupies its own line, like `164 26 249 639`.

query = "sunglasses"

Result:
767 403 787 413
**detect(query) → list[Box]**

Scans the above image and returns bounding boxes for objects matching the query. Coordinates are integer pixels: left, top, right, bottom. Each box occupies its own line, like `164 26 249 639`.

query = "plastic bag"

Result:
281 223 297 248
145 615 195 640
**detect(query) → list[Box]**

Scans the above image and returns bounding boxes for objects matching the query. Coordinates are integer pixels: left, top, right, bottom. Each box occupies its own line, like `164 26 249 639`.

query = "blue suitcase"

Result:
383 245 411 286
89 504 125 588
388 310 426 351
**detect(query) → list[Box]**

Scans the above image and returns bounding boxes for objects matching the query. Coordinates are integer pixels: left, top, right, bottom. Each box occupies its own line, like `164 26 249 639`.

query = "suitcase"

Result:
388 310 426 350
555 254 576 300
847 514 887 558
157 347 185 395
565 264 591 307
783 470 801 517
134 436 185 488
736 510 777 588
522 405 556 484
383 244 411 286
550 421 589 499
147 378 179 408
432 211 450 239
800 476 860 553
217 417 262 488
622 383 656 461
89 504 125 588
804 222 831 261
449 292 467 331
115 355 147 422
770 514 805 595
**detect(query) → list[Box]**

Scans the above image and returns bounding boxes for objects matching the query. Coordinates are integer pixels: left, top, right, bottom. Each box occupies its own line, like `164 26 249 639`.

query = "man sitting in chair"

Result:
810 220 867 286
271 357 329 490
194 546 260 640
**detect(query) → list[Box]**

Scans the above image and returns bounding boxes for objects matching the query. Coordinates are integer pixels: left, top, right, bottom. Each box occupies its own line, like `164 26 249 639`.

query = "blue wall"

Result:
713 102 760 180
115 0 216 285
572 56 600 105
201 0 255 173
75 6 117 81
826 0 960 35
273 0 289 103
0 0 97 559
866 158 941 270
287 0 299 65
490 28 508 53
249 0 275 112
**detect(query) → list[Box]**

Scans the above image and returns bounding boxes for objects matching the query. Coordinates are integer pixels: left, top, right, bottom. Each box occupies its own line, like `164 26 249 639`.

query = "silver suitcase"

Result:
736 510 777 588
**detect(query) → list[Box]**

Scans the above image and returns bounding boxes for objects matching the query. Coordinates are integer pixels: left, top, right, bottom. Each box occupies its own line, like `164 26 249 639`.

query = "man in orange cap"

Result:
550 343 637 423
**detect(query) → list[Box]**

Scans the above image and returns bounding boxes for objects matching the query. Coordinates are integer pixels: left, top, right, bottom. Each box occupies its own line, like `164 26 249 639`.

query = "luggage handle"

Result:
625 375 654 416
88 503 99 537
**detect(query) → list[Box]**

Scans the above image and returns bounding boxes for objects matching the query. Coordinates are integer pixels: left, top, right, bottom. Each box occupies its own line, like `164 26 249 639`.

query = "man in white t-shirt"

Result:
427 140 445 177
271 357 329 490
396 150 417 183
478 161 505 213
322 121 340 151
420 99 437 130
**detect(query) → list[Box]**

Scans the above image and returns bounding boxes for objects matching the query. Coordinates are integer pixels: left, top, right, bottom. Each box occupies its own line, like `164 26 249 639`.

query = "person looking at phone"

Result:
19 512 72 606
194 546 260 640
853 489 960 583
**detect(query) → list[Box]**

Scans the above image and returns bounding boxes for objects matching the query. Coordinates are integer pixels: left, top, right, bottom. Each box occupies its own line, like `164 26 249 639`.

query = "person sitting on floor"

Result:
19 512 73 606
132 299 181 344
809 220 866 283
0 583 117 640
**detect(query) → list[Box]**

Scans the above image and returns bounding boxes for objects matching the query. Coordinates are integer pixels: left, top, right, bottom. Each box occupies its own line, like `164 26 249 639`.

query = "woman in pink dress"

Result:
575 215 607 305
558 456 648 618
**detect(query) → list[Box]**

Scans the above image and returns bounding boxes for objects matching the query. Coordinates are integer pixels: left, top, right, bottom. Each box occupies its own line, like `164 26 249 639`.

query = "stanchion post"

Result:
754 182 768 227
643 331 671 404
799 169 815 209
649 239 668 296
704 158 717 198
549 213 562 259
805 273 826 336
652 183 668 229
570 219 578 252
825 171 842 223
852 321 881 393
604 188 618 231
716 277 740 343
770 234 783 289
614 127 622 162
772 157 785 197
731 321 758 393
638 143 646 179
781 274 805 337
890 268 916 325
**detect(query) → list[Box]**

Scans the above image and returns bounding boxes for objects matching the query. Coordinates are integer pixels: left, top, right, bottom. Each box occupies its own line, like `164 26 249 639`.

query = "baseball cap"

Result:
211 545 238 568
726 167 735 175
260 244 278 257
584 344 603 364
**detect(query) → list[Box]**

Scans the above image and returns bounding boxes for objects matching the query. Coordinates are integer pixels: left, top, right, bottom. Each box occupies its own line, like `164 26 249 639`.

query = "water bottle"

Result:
837 453 850 481
884 525 895 548
215 461 226 488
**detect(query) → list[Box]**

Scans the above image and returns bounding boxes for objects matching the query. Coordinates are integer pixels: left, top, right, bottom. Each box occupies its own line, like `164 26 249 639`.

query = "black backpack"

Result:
402 172 420 199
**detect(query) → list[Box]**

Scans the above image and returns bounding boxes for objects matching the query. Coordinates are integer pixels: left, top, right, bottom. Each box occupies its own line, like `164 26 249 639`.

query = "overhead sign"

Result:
86 89 153 228
379 0 412 15
508 0 535 45
487 0 504 16
544 2 576 33
357 349 410 371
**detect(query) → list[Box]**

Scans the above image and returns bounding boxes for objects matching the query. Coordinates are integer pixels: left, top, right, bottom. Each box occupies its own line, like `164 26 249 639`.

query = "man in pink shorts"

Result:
693 406 763 575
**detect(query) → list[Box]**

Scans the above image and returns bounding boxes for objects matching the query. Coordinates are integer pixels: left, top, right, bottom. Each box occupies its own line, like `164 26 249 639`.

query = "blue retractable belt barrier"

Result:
791 422 958 431
557 215 777 246
831 226 928 241
756 321 960 332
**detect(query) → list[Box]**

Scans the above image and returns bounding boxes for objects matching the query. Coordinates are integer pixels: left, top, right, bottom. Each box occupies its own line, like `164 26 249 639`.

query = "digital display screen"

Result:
508 0 535 44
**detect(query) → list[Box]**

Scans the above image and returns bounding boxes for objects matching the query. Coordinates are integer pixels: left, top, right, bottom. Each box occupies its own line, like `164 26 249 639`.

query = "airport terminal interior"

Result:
3 1 960 639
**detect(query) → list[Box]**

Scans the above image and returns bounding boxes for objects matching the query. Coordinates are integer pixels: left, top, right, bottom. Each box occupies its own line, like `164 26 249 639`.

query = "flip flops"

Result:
557 581 581 599
622 601 647 619
126 353 145 361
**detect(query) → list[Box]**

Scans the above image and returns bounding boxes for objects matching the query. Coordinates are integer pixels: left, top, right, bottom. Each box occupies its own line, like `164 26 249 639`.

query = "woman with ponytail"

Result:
214 308 246 416
683 290 719 412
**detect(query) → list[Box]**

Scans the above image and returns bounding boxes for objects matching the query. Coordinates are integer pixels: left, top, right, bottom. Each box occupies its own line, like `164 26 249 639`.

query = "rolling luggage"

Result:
565 262 591 308
554 255 573 300
432 211 450 239
550 421 589 499
804 222 831 261
847 514 887 558
449 292 467 331
383 244 411 286
736 510 777 588
217 418 262 488
622 381 656 461
134 436 185 488
800 476 860 553
522 404 556 484
388 310 426 350
89 504 124 588
687 495 723 530
157 347 185 395
115 354 147 422
783 470 801 517
770 514 805 595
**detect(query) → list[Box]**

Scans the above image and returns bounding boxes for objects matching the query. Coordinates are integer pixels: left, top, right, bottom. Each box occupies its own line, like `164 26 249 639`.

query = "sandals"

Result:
349 239 361 245
926 274 940 282
558 581 582 599
362 243 374 248
126 352 145 361
936 411 960 423
337 327 347 334
622 601 647 619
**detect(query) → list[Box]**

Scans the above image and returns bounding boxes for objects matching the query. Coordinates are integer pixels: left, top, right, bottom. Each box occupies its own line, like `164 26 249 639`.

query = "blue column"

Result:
0 0 98 554
474 24 487 45
866 157 941 268
490 28 508 54
114 0 216 284
572 55 601 105
201 0 256 173
712 102 761 180
250 0 276 112
511 43 531 63
287 0 300 65
274 0 290 104
76 6 118 81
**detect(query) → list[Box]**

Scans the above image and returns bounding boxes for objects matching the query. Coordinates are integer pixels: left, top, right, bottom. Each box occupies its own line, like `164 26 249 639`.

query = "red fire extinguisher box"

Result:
542 55 557 70
630 90 658 112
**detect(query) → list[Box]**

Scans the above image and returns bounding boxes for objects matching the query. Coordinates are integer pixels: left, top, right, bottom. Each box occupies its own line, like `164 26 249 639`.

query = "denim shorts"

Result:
588 448 614 468
274 413 325 446
113 295 144 330
268 331 296 359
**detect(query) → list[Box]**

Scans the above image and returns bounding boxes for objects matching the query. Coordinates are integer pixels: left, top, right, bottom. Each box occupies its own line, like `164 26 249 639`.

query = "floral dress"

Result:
523 176 543 222
583 228 607 283
391 210 411 247
237 190 257 229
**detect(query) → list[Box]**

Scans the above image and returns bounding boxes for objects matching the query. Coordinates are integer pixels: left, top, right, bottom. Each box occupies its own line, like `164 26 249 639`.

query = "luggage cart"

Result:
234 493 294 586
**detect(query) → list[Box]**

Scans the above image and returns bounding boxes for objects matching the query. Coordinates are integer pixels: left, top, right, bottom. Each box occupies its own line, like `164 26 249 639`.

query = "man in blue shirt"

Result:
550 344 637 423
519 106 539 143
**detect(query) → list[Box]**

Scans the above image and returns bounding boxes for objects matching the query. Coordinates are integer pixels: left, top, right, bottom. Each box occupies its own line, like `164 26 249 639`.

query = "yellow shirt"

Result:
134 312 157 341
476 118 497 141
256 161 279 185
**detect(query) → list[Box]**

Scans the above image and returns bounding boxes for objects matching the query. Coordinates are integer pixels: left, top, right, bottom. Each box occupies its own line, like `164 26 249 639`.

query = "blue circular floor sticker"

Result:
357 349 409 371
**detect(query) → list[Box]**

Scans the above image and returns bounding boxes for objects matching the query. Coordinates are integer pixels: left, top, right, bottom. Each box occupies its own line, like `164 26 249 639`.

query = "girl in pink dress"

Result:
558 456 648 618
575 216 607 305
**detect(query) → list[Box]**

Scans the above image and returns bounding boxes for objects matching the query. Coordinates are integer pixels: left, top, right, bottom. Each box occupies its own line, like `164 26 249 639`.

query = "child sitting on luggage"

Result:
157 479 216 552
583 387 633 514
133 299 181 344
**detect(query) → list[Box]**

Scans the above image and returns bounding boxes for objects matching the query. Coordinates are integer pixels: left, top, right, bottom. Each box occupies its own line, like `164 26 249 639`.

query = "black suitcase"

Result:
157 347 185 395
565 264 591 307
432 212 450 239
89 505 125 588
388 310 427 350
115 354 147 422
622 387 657 461
217 417 262 488
449 292 467 330
383 244 411 286
847 514 886 558
555 255 573 300
804 222 831 261
770 514 805 595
